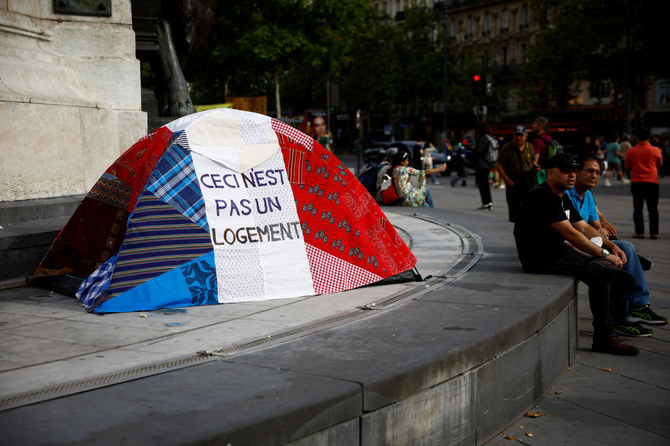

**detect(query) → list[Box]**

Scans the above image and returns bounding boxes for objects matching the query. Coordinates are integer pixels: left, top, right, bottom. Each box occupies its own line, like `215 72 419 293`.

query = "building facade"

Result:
373 0 670 138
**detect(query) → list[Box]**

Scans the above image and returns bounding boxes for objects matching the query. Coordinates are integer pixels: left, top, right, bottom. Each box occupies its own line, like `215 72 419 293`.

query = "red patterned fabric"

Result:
279 137 416 283
34 127 174 280
106 127 174 212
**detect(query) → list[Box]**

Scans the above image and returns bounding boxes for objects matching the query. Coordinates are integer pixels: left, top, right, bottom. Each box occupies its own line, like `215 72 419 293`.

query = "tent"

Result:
33 109 417 313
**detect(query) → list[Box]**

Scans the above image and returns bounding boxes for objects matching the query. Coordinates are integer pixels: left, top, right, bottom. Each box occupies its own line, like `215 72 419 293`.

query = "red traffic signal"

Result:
473 74 481 82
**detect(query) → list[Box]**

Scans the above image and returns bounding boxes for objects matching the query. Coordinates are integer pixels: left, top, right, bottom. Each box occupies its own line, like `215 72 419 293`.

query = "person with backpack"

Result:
374 147 399 204
532 116 552 168
473 121 498 210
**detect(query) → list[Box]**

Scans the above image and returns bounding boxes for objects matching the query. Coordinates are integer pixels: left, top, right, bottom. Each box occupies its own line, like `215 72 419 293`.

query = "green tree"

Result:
281 0 380 114
188 0 311 117
523 0 670 112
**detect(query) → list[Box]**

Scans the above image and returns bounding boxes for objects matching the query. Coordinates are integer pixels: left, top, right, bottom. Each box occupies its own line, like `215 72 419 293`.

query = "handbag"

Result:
380 174 402 205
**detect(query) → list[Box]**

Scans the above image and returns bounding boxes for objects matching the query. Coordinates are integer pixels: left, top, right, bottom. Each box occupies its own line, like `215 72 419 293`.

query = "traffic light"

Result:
485 74 493 96
472 74 482 96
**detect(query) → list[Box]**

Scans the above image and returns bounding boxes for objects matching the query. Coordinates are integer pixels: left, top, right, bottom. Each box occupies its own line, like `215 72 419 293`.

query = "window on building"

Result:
501 9 509 33
483 12 491 37
502 47 509 67
520 44 528 63
466 16 473 40
449 20 456 38
520 4 529 29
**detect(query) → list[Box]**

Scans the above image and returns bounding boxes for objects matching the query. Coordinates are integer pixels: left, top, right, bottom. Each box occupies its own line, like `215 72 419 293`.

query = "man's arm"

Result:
549 220 625 266
595 205 617 238
496 162 514 187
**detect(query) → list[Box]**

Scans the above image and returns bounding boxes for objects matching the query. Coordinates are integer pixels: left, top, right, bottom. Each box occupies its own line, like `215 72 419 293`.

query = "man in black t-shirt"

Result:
514 153 639 356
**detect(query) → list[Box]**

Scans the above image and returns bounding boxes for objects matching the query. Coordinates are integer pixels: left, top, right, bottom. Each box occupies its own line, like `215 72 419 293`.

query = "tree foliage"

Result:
523 0 670 110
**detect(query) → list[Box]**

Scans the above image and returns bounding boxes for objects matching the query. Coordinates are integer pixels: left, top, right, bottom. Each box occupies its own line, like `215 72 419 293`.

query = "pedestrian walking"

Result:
473 121 497 211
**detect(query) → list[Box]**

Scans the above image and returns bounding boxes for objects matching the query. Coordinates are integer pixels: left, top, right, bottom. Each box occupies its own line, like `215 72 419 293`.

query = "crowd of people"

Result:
359 116 665 356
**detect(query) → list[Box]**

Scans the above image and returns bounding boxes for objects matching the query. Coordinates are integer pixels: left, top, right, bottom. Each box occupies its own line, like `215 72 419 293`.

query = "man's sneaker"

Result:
586 259 637 290
592 335 639 356
628 305 668 326
614 321 653 337
637 255 653 271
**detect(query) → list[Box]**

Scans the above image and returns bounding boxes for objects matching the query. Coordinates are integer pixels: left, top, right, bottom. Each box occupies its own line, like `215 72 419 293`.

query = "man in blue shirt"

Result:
568 156 667 337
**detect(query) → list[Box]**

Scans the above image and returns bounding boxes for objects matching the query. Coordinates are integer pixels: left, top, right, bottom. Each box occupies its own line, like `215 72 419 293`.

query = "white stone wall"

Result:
0 0 147 202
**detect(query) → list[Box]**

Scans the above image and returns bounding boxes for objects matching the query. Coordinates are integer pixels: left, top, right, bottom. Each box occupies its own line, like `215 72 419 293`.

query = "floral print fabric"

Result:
392 165 426 207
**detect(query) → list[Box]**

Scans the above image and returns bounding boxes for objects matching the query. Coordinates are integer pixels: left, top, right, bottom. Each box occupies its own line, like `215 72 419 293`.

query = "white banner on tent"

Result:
189 115 314 302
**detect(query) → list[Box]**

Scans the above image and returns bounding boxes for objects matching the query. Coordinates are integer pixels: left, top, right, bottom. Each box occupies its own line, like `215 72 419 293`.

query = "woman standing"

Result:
311 115 333 152
473 121 497 210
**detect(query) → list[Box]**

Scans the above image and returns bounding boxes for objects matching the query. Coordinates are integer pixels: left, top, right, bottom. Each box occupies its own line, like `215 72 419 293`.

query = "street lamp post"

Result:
442 1 448 144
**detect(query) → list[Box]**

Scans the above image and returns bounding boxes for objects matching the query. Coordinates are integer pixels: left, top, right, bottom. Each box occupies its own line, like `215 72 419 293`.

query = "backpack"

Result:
484 135 499 163
544 136 564 160
358 163 379 197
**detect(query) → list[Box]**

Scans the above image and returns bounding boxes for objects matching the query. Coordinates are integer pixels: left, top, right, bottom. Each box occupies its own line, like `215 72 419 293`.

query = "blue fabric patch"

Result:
94 252 217 313
147 142 207 230
77 254 118 310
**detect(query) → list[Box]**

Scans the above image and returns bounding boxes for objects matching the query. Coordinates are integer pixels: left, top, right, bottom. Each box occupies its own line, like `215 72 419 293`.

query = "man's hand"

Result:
611 244 627 265
605 253 624 268
597 227 612 238
602 221 617 238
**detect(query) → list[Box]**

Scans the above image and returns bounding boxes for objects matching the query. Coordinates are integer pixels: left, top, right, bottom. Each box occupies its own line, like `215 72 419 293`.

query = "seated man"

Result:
566 156 667 337
514 153 639 356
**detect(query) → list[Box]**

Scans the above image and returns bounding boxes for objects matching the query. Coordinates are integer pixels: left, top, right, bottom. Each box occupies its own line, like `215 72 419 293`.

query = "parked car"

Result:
363 140 412 165
364 140 455 175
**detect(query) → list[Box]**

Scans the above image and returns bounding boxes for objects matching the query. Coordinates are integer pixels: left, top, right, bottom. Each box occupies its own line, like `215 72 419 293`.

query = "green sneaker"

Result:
628 305 668 326
614 321 653 337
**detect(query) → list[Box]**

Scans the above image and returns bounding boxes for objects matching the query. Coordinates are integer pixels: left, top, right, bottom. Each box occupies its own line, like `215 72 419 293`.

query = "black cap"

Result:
545 153 579 172
514 125 527 135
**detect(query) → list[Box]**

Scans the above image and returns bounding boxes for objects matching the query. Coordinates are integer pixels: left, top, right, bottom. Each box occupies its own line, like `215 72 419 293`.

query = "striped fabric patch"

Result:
147 142 207 230
286 146 305 185
105 191 213 298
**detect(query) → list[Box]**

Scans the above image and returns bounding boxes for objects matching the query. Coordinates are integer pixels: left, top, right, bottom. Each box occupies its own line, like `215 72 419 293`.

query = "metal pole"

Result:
623 22 630 135
326 79 331 133
442 2 448 143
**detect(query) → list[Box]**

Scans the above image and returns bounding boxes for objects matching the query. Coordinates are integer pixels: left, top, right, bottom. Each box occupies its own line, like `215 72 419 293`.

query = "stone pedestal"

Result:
0 1 147 202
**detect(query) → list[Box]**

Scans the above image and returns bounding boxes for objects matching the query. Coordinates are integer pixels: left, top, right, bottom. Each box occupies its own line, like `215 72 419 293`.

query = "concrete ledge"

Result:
0 196 81 284
0 196 82 225
0 237 577 445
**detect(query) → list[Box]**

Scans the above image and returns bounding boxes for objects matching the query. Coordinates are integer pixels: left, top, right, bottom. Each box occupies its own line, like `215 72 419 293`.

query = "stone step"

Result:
0 196 82 288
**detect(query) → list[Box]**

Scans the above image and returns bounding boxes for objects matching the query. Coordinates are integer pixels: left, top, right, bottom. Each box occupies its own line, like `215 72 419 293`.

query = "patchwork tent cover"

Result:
34 109 417 313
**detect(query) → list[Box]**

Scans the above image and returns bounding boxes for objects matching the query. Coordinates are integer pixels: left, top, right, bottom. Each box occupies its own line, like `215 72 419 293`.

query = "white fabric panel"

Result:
186 110 278 173
189 112 314 303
